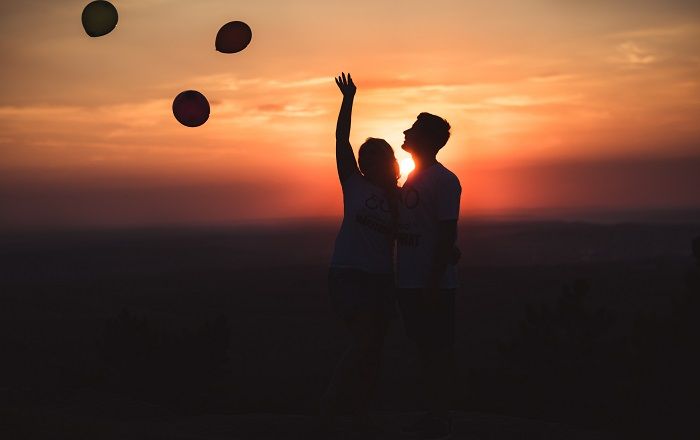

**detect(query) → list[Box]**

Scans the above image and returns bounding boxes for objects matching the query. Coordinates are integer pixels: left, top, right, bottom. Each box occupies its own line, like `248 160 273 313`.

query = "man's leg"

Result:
419 290 455 417
398 288 456 438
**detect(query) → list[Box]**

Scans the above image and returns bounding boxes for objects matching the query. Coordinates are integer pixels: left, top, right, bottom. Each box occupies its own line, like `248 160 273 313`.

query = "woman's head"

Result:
358 138 399 188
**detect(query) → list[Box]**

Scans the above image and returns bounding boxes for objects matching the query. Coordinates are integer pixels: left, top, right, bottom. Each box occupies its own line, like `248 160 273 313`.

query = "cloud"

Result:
179 74 330 93
614 42 657 66
608 24 700 40
527 73 580 83
483 95 579 108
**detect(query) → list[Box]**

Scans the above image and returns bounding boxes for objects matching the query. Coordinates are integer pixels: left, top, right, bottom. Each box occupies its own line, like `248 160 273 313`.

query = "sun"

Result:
399 157 415 177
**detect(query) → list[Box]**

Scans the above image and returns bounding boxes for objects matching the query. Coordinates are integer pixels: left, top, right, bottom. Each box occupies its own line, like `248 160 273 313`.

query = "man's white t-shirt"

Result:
396 162 461 288
330 172 394 274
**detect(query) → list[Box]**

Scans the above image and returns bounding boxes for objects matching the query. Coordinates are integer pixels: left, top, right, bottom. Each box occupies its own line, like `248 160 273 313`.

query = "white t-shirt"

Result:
330 172 395 274
396 162 461 288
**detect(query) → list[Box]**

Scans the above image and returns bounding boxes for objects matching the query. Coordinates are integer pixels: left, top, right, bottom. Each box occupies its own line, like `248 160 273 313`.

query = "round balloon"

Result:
82 1 119 37
215 21 253 54
172 91 210 127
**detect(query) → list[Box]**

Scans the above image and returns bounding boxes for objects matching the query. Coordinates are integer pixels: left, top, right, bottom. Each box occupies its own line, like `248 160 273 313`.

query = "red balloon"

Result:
215 21 252 54
172 90 210 127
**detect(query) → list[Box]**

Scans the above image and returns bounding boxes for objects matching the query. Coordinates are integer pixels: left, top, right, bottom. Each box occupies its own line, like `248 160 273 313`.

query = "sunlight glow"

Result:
399 157 415 177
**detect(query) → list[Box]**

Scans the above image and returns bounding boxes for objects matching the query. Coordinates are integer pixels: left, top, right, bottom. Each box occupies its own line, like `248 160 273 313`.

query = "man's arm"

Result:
426 219 458 291
335 73 359 182
426 173 461 295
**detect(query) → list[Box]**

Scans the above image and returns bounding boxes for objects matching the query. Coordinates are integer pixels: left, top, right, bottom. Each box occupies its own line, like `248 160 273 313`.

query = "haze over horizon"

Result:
2 0 700 228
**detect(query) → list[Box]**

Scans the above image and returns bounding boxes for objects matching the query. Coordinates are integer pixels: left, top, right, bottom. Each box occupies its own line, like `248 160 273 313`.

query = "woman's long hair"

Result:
358 138 400 243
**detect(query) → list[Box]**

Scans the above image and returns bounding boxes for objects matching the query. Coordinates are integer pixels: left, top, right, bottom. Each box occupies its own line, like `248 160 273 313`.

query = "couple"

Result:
321 73 461 440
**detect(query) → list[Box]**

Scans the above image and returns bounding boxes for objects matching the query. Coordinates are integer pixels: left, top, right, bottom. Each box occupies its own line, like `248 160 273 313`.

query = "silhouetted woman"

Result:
320 73 400 436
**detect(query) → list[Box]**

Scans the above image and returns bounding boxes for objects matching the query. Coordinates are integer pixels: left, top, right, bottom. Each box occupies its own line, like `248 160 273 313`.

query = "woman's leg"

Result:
346 311 387 426
320 310 388 425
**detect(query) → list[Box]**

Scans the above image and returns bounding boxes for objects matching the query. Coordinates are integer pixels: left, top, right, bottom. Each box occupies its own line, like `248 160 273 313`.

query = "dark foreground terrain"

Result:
1 220 698 438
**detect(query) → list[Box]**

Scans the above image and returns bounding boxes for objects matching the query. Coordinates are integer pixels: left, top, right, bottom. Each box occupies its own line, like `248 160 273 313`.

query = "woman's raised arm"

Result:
334 72 359 182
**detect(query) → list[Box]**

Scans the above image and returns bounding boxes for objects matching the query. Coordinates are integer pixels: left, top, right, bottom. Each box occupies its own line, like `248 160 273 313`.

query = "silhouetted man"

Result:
396 113 461 439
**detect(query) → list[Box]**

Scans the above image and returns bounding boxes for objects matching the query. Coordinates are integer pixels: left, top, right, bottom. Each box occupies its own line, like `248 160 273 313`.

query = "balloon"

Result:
82 1 119 37
172 91 210 127
215 21 253 54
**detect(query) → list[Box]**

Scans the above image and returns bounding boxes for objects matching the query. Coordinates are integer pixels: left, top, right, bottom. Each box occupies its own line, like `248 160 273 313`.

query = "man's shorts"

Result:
397 288 456 350
328 267 397 322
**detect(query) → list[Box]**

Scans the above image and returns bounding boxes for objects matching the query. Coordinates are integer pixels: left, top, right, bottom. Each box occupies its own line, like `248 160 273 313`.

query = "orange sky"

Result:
1 0 700 228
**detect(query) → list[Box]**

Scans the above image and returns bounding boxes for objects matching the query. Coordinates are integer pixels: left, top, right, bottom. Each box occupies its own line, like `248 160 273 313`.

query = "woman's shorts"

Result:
328 267 397 322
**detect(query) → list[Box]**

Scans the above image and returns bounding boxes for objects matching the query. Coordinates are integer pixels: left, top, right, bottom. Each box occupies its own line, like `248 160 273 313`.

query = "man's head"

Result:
402 112 451 157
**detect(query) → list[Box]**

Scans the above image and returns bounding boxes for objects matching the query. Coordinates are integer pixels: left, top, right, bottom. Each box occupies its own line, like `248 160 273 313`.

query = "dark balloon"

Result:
215 21 253 54
172 91 210 128
82 1 119 37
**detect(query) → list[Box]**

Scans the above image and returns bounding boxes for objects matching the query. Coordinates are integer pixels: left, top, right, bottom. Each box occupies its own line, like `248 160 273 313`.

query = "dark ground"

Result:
1 219 698 439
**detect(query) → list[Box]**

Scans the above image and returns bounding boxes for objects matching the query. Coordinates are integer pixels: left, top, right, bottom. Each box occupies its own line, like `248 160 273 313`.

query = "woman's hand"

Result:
335 72 356 98
449 245 462 265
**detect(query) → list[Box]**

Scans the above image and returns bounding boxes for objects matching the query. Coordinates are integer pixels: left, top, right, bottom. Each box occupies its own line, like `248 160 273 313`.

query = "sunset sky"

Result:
1 0 699 228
